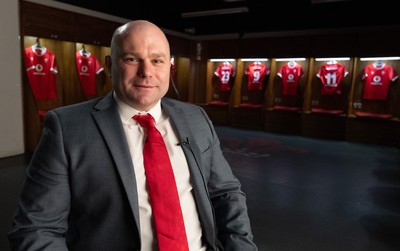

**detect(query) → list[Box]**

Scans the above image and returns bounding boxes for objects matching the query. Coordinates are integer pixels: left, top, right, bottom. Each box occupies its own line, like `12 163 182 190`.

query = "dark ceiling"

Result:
54 0 400 37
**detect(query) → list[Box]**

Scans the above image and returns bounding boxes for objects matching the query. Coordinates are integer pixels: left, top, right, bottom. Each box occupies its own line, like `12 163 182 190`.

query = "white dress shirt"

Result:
114 93 206 251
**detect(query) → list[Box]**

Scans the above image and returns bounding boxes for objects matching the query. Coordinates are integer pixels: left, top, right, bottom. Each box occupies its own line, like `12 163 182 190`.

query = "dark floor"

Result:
1 126 399 251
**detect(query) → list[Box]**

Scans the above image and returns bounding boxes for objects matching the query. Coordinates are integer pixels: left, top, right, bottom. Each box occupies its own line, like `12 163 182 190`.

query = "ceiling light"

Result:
360 56 400 61
241 58 269 62
182 7 249 18
315 57 350 61
209 58 236 62
275 58 306 62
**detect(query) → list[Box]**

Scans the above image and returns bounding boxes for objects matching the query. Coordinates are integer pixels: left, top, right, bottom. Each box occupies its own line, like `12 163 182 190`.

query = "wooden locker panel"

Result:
22 1 75 42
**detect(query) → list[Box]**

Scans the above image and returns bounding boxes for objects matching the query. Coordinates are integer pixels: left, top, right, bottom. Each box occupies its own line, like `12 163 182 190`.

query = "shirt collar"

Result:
113 91 162 124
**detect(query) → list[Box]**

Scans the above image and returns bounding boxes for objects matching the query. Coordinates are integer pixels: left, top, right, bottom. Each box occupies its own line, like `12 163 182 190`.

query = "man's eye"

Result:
124 57 138 63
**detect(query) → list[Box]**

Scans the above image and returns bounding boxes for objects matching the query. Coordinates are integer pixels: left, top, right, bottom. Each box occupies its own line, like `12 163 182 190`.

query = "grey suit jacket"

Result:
8 93 257 251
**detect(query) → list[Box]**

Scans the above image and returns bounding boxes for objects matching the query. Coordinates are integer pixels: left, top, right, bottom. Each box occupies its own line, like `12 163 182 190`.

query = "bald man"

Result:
8 20 258 251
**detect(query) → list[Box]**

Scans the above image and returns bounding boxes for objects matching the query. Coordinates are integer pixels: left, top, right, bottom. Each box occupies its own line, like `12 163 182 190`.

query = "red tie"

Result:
133 114 189 251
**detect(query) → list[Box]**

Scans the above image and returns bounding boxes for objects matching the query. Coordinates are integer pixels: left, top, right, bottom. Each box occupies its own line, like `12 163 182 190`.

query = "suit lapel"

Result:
92 93 141 230
161 98 203 172
161 99 189 143
162 99 216 246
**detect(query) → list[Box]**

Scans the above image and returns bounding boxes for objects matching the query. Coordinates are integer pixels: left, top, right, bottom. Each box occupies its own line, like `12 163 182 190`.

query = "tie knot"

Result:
133 114 156 129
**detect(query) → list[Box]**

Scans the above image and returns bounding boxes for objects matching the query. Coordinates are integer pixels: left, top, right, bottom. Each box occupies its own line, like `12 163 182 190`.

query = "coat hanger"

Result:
34 38 43 48
81 44 88 53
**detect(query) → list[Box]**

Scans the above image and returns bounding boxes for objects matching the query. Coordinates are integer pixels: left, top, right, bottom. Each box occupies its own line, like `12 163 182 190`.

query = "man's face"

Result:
110 24 171 111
